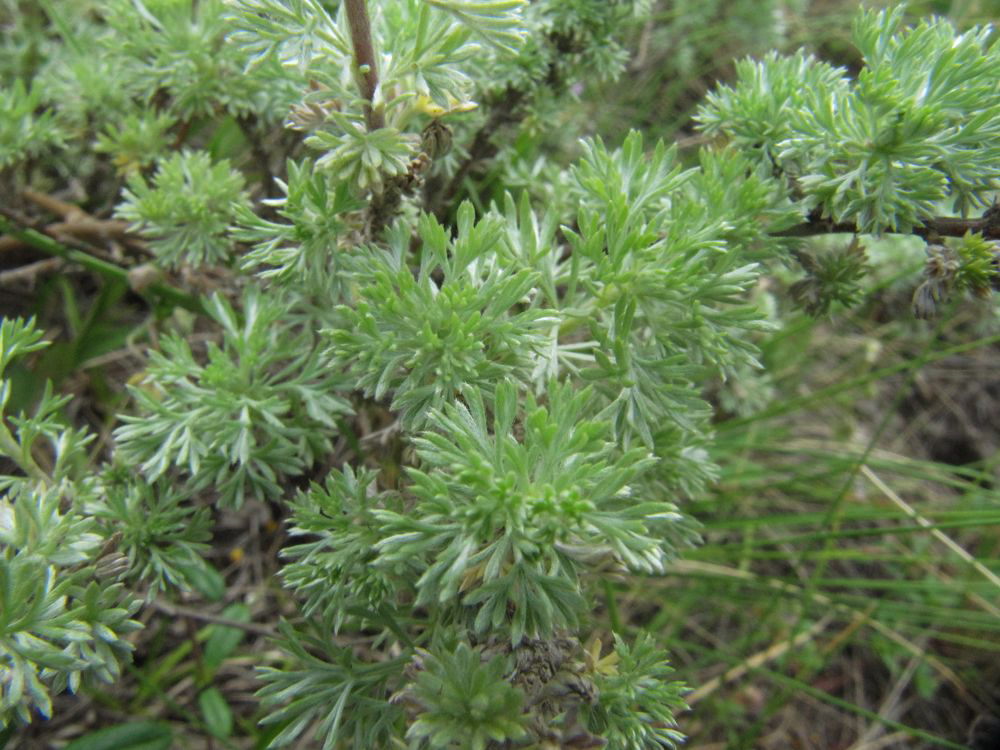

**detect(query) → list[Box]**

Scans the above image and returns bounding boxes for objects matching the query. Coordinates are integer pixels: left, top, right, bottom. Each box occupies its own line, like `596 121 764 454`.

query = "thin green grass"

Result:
624 302 1000 745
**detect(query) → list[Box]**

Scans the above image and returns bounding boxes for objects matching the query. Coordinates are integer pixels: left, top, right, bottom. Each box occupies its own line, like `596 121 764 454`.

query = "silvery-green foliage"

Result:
90 472 214 597
23 0 297 140
327 203 553 429
562 132 793 447
426 0 527 53
374 381 680 643
7 1 713 741
95 111 177 175
405 642 530 750
255 621 407 750
234 159 364 296
223 0 351 74
696 51 848 159
274 381 690 747
583 634 688 749
527 0 650 85
280 465 400 631
224 0 649 204
94 0 300 121
1 2 123 132
699 7 1000 232
115 150 251 269
0 80 64 169
307 115 417 192
226 0 526 193
0 319 141 727
0 537 141 725
114 289 351 507
0 320 93 494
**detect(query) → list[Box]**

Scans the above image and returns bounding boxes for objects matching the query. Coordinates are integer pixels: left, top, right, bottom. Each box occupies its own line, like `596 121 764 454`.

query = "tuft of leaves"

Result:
374 381 683 644
115 150 251 269
582 634 688 750
698 8 1000 233
0 319 141 728
281 466 402 632
0 80 64 168
256 622 407 750
407 642 529 750
789 237 870 316
234 159 363 295
327 204 552 429
114 290 350 507
91 472 214 597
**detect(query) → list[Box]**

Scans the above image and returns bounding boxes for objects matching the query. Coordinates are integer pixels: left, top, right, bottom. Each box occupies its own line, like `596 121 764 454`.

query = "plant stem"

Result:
0 213 206 315
345 0 394 239
0 422 49 486
773 209 1000 241
344 0 385 132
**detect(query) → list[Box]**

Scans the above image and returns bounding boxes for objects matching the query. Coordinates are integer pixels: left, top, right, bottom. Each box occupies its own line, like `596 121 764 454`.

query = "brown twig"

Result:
0 208 206 315
23 188 147 254
344 0 385 132
773 207 1000 242
0 257 62 285
22 188 82 219
344 0 396 239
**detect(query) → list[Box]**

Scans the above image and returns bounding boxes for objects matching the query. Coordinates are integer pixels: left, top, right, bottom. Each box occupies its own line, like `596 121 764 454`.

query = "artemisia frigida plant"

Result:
1 1 1000 747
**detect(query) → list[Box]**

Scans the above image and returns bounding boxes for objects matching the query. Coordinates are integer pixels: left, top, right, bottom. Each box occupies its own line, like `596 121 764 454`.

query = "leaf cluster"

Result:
563 132 790 447
115 150 251 269
91 472 213 597
0 80 63 169
280 465 399 631
256 622 406 750
234 159 364 295
406 642 529 750
583 634 688 750
92 0 298 122
698 8 1000 233
0 319 141 727
327 204 551 428
114 290 350 507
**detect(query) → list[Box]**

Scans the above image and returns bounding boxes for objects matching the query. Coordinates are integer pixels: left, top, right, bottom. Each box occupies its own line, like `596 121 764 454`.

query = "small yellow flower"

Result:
415 93 478 118
584 637 620 676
